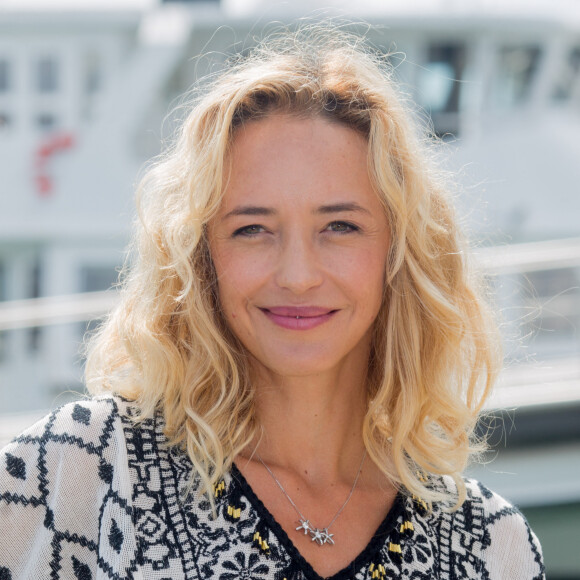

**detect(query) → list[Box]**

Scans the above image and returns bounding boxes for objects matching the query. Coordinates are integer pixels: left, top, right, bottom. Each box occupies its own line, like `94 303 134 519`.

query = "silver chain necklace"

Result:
257 450 367 546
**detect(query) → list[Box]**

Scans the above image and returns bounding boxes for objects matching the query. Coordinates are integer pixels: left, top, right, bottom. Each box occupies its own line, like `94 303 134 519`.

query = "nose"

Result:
274 232 324 294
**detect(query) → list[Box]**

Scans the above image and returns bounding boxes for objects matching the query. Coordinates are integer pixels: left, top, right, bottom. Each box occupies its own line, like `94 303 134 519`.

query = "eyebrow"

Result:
222 202 371 219
316 202 371 216
223 206 276 219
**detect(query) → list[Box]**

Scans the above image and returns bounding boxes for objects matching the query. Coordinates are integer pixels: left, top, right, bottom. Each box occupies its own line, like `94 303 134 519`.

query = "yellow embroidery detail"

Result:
253 531 270 554
388 542 402 554
400 520 414 534
214 480 225 498
227 505 241 519
412 494 428 512
416 470 428 483
369 563 386 578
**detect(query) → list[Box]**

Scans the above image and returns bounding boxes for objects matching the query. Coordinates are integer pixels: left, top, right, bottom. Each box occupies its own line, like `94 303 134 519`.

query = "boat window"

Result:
0 59 10 92
417 43 465 137
84 51 101 95
36 113 57 131
552 46 580 101
0 113 11 131
0 260 6 363
79 264 119 338
520 267 580 358
81 51 102 121
492 46 541 108
28 258 42 353
418 61 455 112
81 265 118 294
35 56 59 93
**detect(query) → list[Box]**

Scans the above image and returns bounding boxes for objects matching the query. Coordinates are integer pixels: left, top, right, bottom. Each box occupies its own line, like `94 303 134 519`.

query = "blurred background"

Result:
0 0 579 577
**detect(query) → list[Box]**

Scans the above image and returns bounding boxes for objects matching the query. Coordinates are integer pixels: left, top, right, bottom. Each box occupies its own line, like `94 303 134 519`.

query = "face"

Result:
207 114 390 380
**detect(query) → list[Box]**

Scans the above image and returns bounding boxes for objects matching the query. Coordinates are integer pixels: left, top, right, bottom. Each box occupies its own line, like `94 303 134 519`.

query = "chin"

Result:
248 343 363 381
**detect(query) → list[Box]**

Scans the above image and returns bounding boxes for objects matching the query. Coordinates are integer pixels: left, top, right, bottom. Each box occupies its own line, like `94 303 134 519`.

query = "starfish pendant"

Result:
296 519 312 535
310 528 326 545
321 528 335 545
308 527 335 546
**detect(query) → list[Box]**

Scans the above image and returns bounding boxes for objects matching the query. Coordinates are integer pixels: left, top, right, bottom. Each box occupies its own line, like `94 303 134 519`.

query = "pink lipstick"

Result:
260 306 337 330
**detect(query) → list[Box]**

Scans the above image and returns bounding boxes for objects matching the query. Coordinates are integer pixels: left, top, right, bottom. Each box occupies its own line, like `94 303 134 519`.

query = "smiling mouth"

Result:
261 306 336 317
259 307 338 330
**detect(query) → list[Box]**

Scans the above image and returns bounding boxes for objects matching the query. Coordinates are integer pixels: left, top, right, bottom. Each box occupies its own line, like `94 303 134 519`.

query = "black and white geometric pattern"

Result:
0 397 546 579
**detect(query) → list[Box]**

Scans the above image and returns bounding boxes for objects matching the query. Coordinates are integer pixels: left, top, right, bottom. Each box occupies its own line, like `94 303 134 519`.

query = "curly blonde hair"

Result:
86 25 501 508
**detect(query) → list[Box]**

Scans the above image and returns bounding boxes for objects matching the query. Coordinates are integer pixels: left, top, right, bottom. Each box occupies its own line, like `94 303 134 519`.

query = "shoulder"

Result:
0 395 134 474
0 395 137 509
0 396 139 579
2 395 135 451
423 476 545 579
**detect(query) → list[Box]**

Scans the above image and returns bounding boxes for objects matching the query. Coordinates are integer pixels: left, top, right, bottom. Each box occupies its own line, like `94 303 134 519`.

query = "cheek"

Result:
351 251 388 318
214 246 271 298
350 248 388 286
216 281 247 342
216 273 243 315
214 261 258 326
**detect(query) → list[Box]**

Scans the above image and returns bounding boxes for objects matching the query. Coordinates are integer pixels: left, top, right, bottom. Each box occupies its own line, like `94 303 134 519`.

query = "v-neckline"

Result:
230 463 406 580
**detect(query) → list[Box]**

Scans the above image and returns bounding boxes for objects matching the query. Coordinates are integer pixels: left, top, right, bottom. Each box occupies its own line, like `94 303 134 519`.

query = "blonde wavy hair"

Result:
86 25 501 508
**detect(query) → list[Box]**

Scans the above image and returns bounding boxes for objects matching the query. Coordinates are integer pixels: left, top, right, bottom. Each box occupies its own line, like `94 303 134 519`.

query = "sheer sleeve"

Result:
0 397 139 579
470 480 546 580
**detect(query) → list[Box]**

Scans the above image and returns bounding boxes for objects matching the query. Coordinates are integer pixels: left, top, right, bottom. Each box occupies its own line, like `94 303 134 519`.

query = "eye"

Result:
325 221 360 234
232 224 266 237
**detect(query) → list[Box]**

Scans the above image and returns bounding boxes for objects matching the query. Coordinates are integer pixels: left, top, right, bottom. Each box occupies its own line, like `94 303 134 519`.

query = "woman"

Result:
0 27 544 579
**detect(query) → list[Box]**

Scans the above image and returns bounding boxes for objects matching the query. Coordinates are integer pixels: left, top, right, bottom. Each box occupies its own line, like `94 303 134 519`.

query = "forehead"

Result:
230 113 368 162
221 114 377 211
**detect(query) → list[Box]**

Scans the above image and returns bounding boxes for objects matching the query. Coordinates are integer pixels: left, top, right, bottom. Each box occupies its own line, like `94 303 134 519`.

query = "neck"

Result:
246 362 369 486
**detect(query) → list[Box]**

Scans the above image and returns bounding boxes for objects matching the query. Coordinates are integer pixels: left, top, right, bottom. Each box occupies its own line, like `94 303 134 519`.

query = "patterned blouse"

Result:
0 396 545 579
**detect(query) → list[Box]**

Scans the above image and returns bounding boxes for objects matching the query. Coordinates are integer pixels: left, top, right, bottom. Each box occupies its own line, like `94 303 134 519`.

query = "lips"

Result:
264 306 334 317
260 306 337 330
